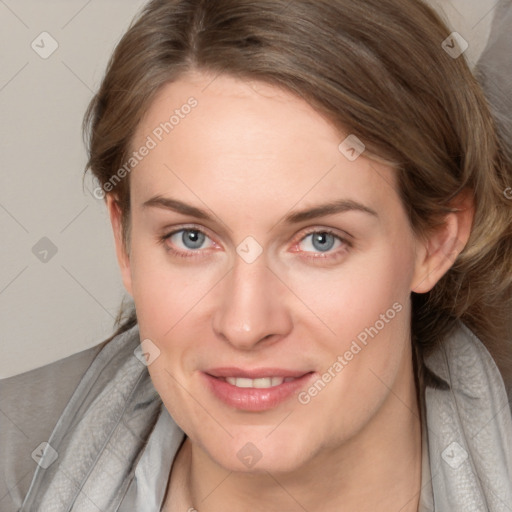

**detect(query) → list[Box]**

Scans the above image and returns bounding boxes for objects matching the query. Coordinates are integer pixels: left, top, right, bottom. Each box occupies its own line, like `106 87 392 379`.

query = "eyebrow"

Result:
142 195 378 224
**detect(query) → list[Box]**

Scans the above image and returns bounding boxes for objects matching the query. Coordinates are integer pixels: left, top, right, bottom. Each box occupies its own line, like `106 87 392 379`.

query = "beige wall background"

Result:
0 0 499 378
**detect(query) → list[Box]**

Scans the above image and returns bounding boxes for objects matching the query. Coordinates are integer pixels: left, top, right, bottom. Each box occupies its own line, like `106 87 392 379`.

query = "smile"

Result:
202 369 316 411
223 376 297 388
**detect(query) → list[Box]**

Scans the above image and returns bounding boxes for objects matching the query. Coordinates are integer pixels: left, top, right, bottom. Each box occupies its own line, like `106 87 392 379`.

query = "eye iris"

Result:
312 232 335 252
182 230 205 249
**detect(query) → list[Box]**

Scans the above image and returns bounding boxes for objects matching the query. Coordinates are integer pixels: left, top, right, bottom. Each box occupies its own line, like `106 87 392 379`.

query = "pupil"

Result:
183 230 204 249
313 233 334 252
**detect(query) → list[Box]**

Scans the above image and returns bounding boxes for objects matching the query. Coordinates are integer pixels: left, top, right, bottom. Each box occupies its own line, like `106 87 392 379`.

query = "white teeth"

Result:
225 376 289 388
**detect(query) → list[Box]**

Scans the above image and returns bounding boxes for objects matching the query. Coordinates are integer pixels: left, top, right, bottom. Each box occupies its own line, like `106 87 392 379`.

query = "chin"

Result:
200 428 315 475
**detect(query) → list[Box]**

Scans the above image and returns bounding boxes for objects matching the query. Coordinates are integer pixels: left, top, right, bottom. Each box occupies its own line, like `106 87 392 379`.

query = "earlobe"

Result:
106 194 133 297
411 189 474 294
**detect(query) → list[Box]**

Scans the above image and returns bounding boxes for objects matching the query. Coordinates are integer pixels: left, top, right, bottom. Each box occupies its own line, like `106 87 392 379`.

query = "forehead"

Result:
134 71 341 163
129 71 399 222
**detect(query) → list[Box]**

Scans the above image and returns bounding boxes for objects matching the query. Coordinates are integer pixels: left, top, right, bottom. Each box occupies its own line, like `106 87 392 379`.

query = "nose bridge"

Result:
212 252 291 349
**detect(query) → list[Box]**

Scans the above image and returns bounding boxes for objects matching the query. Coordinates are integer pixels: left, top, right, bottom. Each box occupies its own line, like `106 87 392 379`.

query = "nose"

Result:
211 253 293 351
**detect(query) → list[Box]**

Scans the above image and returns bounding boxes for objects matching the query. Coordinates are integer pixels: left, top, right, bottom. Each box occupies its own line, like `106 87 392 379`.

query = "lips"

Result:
202 367 316 411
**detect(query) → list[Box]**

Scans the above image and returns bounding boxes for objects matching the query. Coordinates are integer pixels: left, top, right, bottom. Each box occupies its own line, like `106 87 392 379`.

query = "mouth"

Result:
221 376 297 388
202 368 316 411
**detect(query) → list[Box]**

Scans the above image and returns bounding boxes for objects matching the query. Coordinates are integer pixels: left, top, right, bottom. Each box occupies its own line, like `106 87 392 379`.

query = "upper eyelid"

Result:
292 229 351 253
164 224 218 245
298 226 352 242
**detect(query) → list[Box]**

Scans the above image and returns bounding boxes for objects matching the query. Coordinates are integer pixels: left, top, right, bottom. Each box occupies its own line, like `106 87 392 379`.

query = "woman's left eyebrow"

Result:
282 199 378 224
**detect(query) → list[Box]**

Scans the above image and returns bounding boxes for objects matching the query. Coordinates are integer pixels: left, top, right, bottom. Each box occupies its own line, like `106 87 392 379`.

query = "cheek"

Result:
128 238 210 433
128 233 217 339
293 244 414 438
284 239 415 347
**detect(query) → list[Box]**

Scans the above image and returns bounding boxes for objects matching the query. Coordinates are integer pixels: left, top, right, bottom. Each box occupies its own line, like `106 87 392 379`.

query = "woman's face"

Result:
111 70 431 473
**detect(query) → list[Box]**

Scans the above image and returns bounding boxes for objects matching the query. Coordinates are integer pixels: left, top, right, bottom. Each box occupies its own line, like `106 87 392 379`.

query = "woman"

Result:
4 0 512 510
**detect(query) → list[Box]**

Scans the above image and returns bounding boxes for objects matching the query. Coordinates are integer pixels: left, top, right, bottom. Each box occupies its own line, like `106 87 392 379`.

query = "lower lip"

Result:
202 372 315 412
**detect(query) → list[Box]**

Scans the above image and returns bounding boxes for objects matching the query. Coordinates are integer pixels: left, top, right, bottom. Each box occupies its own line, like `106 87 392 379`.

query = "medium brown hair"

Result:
83 0 512 386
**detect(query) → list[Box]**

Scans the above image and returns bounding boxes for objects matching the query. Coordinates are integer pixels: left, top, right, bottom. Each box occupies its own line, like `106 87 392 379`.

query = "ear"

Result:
411 189 474 293
106 194 133 297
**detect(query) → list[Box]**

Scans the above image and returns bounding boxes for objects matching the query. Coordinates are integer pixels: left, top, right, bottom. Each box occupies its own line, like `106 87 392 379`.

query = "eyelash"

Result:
158 225 352 262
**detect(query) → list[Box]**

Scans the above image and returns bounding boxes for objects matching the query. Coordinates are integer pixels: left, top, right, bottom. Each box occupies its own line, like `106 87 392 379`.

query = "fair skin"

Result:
107 70 473 511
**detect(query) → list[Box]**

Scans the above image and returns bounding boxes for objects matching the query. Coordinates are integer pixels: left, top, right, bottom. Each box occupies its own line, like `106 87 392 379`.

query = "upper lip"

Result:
205 367 313 379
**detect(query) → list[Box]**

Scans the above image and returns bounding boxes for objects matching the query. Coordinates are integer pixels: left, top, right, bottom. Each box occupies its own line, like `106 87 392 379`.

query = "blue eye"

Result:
304 231 337 252
163 228 215 256
300 231 339 253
